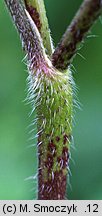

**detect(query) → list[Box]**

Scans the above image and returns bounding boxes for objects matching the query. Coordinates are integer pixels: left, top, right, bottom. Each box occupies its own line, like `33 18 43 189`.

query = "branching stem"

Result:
4 0 102 200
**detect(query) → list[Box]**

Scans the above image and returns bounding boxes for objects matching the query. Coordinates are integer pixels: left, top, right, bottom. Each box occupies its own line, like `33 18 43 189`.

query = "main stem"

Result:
35 69 72 199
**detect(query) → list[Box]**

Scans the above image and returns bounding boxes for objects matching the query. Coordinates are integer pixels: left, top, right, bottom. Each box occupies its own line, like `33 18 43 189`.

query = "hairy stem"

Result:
4 0 73 200
52 0 102 70
35 69 72 199
4 0 46 66
4 0 102 200
24 0 54 56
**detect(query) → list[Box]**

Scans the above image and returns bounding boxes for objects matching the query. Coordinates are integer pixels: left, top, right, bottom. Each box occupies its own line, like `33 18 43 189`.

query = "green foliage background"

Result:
0 0 102 199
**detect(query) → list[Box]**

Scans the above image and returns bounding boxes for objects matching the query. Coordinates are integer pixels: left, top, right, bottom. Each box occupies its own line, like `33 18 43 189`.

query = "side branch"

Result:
52 0 102 70
4 0 45 67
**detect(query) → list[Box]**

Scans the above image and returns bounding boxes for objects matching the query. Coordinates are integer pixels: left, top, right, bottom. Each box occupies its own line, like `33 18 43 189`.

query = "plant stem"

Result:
36 69 72 199
4 0 102 200
4 0 73 200
52 0 102 70
4 0 46 67
24 0 54 56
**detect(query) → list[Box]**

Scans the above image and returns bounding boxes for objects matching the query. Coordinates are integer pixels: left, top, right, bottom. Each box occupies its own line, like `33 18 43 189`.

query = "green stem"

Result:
24 0 54 56
36 68 72 199
52 0 102 70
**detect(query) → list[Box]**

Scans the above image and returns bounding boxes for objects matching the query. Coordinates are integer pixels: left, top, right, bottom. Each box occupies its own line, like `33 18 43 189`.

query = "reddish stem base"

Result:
38 153 68 200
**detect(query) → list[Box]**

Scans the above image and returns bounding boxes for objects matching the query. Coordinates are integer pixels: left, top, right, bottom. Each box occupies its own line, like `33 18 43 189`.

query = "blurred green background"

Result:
0 0 102 200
